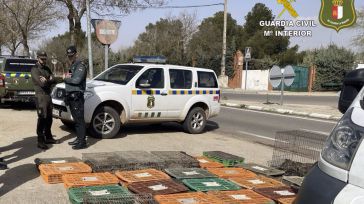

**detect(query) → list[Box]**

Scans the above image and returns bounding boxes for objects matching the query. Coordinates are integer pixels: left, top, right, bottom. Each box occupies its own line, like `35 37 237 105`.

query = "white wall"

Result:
241 70 269 91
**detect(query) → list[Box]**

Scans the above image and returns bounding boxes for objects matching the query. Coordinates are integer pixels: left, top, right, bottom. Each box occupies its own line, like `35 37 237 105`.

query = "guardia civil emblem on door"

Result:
147 95 155 109
319 0 357 32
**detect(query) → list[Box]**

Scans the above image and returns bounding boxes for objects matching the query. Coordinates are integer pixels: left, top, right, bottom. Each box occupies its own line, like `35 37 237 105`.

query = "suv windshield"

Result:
94 65 143 85
4 58 37 72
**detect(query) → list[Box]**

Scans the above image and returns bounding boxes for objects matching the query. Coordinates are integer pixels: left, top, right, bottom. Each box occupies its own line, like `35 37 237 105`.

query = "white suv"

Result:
52 63 221 138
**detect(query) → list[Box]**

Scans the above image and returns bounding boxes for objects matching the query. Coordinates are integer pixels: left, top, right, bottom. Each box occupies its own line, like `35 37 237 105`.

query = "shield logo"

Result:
147 95 155 109
319 0 357 32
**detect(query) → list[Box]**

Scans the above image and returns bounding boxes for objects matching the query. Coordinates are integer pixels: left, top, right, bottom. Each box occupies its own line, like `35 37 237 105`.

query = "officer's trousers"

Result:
35 94 53 142
67 92 86 143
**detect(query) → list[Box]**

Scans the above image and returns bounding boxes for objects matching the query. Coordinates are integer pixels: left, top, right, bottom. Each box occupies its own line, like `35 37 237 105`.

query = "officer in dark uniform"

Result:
31 51 58 150
64 45 88 150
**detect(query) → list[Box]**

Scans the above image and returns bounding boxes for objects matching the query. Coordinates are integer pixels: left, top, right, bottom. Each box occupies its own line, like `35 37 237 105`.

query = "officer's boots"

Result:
45 137 59 144
37 141 49 150
68 138 79 145
72 141 87 150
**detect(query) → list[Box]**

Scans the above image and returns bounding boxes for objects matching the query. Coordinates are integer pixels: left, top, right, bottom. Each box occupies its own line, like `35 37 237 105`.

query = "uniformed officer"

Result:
64 45 88 150
31 51 58 150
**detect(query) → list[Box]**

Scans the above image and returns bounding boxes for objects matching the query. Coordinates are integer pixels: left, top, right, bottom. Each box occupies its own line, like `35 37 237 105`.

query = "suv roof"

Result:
127 63 216 72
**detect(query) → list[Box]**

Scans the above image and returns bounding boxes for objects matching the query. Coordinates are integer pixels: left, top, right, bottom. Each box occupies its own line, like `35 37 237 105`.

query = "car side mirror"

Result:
138 79 151 88
338 69 364 114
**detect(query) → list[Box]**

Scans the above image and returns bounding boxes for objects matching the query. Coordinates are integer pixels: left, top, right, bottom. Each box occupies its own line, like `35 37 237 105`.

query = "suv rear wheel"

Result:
89 106 121 139
183 107 207 134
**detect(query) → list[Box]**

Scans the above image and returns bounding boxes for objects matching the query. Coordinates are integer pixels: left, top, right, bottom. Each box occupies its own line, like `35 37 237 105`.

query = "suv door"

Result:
167 69 194 119
131 67 170 120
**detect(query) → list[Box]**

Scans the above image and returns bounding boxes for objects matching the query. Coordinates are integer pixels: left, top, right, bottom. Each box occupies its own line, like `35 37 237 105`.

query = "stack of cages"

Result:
114 151 166 171
268 130 327 177
82 152 127 173
150 151 200 169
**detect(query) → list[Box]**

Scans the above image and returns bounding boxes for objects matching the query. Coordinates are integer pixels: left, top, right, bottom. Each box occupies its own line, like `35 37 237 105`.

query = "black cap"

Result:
36 51 48 58
66 45 77 56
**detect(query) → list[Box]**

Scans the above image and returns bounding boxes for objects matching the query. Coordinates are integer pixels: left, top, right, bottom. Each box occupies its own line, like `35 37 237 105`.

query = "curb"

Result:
221 103 341 121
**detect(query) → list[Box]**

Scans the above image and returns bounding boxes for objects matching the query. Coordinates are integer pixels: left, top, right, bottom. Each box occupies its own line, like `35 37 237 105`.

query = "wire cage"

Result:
114 151 166 171
268 130 328 176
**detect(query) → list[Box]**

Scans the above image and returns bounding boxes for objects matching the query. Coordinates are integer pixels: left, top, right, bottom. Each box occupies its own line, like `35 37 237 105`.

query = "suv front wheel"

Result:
89 106 121 139
183 107 207 134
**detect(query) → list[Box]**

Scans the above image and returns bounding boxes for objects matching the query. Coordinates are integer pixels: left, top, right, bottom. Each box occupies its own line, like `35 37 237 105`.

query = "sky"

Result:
42 0 364 53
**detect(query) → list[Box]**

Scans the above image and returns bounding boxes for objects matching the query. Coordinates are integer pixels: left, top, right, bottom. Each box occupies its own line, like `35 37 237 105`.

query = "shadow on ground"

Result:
0 137 43 165
0 163 38 197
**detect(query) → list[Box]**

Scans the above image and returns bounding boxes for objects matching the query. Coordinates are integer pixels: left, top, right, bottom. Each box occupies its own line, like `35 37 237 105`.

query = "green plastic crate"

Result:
203 151 245 167
68 185 130 204
182 178 241 192
164 168 217 180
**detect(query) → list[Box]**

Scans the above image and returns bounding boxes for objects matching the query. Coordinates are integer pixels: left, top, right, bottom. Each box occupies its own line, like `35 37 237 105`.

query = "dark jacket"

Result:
31 63 56 95
64 60 87 93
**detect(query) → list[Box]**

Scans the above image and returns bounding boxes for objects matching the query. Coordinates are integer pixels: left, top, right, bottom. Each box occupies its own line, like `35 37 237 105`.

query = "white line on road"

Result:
238 130 322 151
299 128 330 136
222 106 337 124
238 130 276 141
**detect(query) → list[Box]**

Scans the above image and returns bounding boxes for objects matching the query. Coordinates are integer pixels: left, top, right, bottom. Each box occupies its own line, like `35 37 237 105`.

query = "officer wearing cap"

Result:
64 45 88 150
31 51 58 150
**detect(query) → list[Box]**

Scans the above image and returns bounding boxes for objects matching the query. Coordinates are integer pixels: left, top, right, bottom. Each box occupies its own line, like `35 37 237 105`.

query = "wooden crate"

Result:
115 169 170 184
207 189 275 204
39 162 92 184
63 172 119 188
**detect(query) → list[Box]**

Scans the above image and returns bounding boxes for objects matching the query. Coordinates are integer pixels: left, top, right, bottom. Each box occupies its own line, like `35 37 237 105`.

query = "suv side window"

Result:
197 71 218 88
169 69 192 89
136 68 164 89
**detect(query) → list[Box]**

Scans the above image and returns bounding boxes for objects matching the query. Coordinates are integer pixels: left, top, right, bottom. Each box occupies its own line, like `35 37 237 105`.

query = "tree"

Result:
127 18 185 65
239 3 290 61
55 0 166 48
351 8 364 51
302 45 355 90
0 0 60 56
188 11 241 74
40 31 106 75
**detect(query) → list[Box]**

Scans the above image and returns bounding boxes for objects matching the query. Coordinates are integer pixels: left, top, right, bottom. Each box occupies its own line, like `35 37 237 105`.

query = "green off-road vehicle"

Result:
0 56 37 103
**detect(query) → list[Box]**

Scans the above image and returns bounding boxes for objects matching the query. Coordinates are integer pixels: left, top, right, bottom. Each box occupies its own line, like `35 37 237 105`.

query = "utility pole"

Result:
86 0 94 78
219 0 228 87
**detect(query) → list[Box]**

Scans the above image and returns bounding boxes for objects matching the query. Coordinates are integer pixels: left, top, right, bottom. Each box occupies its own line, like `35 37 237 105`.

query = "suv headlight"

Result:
322 108 364 170
84 91 94 100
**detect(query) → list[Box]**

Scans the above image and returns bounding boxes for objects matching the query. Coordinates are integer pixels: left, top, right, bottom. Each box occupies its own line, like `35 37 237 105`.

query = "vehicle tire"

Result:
183 107 207 134
89 106 121 139
61 119 75 129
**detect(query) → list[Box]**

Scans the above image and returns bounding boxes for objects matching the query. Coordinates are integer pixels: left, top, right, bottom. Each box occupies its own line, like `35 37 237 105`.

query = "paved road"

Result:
221 92 339 106
209 106 337 146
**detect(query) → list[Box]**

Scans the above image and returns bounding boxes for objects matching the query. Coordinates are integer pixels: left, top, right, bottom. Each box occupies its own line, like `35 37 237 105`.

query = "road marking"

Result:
238 130 322 151
238 130 276 141
299 128 330 136
222 106 337 124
